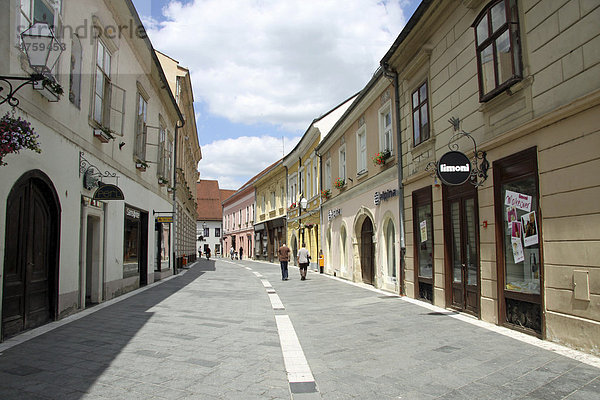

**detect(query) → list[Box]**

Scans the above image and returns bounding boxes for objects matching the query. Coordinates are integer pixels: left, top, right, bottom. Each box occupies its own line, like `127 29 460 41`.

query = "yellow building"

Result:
284 96 356 266
253 160 286 262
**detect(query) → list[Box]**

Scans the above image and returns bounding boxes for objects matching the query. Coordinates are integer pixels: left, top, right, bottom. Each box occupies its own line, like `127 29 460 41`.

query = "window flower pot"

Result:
33 77 63 102
135 159 149 171
334 178 346 190
93 127 114 143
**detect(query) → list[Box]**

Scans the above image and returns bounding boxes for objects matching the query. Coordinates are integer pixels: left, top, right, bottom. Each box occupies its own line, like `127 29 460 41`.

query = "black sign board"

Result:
93 183 124 200
437 151 472 186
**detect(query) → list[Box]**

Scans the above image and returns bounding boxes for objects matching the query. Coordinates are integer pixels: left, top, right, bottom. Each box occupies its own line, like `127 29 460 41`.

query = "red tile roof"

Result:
196 180 233 221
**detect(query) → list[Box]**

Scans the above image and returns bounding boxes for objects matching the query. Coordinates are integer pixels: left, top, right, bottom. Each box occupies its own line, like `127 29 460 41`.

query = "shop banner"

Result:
504 190 532 212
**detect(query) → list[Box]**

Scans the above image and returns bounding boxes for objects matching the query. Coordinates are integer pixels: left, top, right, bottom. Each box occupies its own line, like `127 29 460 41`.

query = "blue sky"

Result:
132 0 420 189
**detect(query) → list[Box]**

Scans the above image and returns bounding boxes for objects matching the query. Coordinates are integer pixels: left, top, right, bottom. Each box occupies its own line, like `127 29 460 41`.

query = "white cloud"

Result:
199 135 301 189
146 0 408 132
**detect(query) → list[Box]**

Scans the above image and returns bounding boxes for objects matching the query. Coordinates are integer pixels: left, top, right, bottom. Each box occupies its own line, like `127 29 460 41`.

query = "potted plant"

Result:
321 189 331 200
33 76 63 102
372 149 391 166
334 178 346 189
135 159 149 171
93 125 114 143
158 176 169 185
0 112 42 166
288 202 297 210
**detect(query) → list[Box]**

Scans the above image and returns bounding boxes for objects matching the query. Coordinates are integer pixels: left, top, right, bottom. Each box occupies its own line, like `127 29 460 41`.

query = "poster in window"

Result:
506 206 517 233
420 220 428 243
522 211 539 247
504 190 532 212
511 221 522 239
511 236 525 264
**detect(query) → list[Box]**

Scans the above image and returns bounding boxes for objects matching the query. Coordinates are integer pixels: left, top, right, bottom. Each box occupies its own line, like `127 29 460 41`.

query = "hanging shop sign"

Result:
437 151 472 186
374 189 398 206
156 216 173 223
426 117 489 187
93 183 124 201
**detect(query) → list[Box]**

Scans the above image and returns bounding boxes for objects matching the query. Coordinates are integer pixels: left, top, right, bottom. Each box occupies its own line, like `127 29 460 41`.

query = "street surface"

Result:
0 258 599 399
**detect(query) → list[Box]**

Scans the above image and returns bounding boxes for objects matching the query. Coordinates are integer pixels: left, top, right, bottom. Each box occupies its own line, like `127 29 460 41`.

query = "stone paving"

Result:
0 258 598 399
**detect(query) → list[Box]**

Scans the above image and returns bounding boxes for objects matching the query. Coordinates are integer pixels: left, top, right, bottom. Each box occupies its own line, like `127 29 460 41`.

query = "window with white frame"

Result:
325 158 332 190
299 168 304 197
280 186 285 209
262 195 266 214
93 41 112 127
157 118 168 180
288 174 297 206
339 145 346 181
313 162 318 198
357 127 367 174
271 191 276 211
69 35 82 107
306 165 311 198
134 91 148 160
379 102 393 154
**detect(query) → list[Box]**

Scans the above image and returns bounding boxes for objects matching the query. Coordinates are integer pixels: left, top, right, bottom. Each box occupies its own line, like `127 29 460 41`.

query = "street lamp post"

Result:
0 22 65 106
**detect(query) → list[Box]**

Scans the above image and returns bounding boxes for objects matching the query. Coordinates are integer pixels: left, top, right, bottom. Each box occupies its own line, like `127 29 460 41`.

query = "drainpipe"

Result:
172 120 184 275
382 63 406 296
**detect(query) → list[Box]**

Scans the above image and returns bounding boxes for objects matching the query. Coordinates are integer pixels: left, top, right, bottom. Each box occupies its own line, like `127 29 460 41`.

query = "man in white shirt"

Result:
297 243 310 281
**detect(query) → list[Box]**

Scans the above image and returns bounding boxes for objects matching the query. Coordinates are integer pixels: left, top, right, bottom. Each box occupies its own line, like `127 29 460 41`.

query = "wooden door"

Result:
444 184 480 316
360 218 374 285
2 172 59 340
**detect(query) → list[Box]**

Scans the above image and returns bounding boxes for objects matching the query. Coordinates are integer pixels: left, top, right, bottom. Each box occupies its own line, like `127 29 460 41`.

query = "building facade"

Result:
222 183 255 260
381 0 600 354
156 52 202 269
1 0 184 340
253 160 286 263
317 72 401 292
285 96 356 267
196 179 234 257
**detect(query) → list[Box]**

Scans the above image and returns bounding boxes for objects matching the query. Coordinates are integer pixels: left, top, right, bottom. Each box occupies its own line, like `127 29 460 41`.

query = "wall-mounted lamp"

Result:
299 197 308 210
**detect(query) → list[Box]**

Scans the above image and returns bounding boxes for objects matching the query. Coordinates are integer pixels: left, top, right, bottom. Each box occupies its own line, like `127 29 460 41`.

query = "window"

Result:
93 41 112 127
357 127 367 174
339 145 346 181
69 36 82 107
313 163 318 198
262 195 266 214
325 159 332 190
379 103 393 153
299 168 304 196
204 227 210 237
215 228 220 237
386 221 396 278
413 186 434 302
306 165 311 198
412 81 430 146
134 92 148 160
271 191 276 211
473 0 522 101
157 119 168 180
123 206 141 277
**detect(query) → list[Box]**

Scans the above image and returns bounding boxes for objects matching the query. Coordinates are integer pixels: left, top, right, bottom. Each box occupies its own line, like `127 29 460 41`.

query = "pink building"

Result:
222 183 255 260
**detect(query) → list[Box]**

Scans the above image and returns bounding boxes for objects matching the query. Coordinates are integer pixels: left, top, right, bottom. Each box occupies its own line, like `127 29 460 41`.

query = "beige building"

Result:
253 160 286 263
156 51 202 269
380 0 600 354
1 0 185 340
317 71 401 292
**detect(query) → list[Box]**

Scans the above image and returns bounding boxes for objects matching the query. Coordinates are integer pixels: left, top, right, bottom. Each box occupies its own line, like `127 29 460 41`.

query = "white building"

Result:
0 0 185 340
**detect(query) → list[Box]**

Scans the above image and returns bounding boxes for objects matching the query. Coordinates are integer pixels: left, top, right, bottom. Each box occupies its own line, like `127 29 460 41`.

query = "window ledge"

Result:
357 170 369 180
478 75 534 113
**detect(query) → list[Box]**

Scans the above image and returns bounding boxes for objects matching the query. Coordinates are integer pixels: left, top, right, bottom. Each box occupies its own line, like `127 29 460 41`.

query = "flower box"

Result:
334 178 346 189
135 159 149 171
33 77 63 102
372 149 392 166
321 189 331 200
93 127 114 143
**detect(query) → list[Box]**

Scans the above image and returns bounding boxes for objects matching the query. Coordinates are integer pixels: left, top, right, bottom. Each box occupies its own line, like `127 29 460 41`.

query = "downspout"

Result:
316 149 322 270
383 63 406 296
172 119 184 275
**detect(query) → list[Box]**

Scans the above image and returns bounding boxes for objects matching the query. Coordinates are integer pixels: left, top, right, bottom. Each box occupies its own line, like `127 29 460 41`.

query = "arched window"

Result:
340 225 347 273
386 220 396 278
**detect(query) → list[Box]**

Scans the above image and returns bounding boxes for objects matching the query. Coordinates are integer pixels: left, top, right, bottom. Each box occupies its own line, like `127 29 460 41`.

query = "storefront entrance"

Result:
443 183 480 316
2 171 60 340
360 218 375 285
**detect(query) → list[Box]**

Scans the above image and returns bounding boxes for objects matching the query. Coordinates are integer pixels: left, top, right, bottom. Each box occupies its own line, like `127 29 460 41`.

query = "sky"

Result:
131 0 420 189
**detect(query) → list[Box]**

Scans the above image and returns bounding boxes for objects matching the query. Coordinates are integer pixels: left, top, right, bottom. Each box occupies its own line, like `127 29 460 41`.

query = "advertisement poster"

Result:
511 221 522 239
505 190 532 212
420 220 428 243
522 211 539 247
511 236 525 263
507 206 517 233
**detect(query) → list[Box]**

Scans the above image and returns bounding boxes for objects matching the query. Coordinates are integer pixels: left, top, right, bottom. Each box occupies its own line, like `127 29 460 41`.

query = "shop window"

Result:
386 220 396 278
124 207 141 277
473 0 522 102
412 81 430 147
413 186 433 302
494 147 542 335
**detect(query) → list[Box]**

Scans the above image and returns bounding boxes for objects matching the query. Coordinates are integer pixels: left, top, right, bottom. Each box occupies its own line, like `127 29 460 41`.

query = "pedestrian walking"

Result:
278 242 291 280
297 243 310 281
230 247 235 260
239 247 243 260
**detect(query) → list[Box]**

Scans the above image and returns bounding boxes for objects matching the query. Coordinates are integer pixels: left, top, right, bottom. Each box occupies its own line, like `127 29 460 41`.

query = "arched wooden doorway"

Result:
360 218 375 285
2 170 61 340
